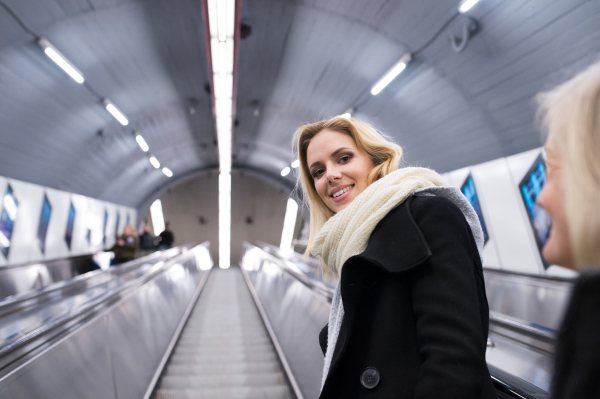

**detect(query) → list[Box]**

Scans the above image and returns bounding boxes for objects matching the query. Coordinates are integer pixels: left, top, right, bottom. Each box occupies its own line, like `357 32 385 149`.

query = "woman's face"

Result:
537 138 575 269
306 129 374 213
123 225 132 236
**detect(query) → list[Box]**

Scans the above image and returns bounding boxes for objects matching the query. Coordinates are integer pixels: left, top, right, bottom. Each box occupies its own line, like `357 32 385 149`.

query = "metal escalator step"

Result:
160 372 286 388
154 385 292 399
170 352 277 364
152 268 293 398
173 345 275 355
165 362 280 376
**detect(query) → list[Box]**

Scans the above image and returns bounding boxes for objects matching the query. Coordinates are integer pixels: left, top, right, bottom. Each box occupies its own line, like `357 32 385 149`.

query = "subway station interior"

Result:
0 0 599 398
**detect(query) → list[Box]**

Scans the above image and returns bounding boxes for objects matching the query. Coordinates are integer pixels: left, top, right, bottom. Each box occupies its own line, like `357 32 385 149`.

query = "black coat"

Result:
319 195 497 399
551 270 600 399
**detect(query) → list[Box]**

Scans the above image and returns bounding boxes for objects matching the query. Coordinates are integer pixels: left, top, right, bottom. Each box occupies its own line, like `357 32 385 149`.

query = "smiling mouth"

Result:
331 185 354 198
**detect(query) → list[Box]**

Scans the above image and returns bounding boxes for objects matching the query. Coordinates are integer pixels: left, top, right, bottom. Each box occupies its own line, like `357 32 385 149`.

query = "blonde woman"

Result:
536 60 600 399
111 224 139 264
295 118 497 398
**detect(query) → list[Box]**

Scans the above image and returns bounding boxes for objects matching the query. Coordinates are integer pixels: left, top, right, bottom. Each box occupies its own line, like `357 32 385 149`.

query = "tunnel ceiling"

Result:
1 0 600 208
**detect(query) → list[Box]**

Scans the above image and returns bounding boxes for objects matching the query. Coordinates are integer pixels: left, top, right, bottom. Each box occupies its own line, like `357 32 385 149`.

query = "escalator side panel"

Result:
241 246 330 399
0 245 212 399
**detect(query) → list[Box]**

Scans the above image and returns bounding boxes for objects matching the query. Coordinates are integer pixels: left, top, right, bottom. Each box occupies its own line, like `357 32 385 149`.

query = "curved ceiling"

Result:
1 0 599 208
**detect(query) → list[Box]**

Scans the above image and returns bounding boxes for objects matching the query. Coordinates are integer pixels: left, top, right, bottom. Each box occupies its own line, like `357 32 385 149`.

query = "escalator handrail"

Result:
245 242 334 302
489 365 550 399
0 245 190 313
483 266 576 284
0 242 209 359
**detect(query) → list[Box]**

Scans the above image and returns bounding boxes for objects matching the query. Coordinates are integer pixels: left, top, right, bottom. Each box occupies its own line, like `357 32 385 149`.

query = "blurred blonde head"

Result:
123 224 137 237
293 117 403 256
537 61 600 268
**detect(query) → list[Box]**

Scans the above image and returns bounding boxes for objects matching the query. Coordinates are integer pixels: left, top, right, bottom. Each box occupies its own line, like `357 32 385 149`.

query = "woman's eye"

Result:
312 169 324 178
339 155 352 163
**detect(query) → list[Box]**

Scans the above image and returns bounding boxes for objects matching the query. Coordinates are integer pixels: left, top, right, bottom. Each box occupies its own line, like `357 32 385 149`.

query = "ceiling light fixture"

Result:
291 160 300 168
37 38 84 84
150 199 165 236
281 167 291 177
280 198 298 253
371 53 412 96
149 156 160 169
162 167 173 177
135 133 149 152
207 0 236 269
459 0 480 13
103 99 129 126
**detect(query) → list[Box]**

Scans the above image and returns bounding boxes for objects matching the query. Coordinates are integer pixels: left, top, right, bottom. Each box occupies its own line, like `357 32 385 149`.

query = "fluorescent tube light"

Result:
281 167 291 177
149 156 160 169
280 198 298 253
219 173 231 269
291 160 300 168
371 53 412 95
150 199 165 236
162 167 173 177
38 38 84 84
135 134 149 152
459 0 480 13
103 99 129 126
217 0 228 42
340 113 351 119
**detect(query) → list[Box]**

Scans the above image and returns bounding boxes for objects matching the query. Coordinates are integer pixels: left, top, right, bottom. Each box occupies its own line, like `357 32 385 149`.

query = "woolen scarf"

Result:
311 167 485 390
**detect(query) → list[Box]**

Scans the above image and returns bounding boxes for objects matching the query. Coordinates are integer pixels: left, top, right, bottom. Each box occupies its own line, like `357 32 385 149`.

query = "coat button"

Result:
360 367 380 389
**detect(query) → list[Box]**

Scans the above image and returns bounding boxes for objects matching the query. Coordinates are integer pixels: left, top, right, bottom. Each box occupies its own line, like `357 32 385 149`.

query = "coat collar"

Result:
358 195 432 273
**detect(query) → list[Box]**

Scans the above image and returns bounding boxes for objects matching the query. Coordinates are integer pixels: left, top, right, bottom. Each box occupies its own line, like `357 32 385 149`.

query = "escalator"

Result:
152 268 292 399
0 240 563 399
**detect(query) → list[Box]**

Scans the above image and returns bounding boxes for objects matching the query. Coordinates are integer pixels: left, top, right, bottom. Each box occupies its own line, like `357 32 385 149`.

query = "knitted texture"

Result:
311 167 445 276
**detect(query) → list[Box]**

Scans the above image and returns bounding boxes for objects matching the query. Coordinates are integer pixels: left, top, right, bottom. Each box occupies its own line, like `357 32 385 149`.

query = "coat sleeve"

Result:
408 196 490 398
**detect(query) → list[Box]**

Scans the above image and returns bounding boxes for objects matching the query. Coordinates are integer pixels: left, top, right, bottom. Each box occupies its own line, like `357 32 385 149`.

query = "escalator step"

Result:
160 372 286 388
165 362 280 375
154 385 292 399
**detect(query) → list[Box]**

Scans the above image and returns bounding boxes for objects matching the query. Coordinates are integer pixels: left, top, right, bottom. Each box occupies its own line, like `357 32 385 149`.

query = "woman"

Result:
294 118 497 398
111 224 139 264
536 60 600 398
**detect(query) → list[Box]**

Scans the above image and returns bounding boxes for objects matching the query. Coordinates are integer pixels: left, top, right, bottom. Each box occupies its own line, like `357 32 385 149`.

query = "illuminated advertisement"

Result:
460 173 489 244
519 153 552 269
37 194 52 254
0 185 18 258
65 202 76 250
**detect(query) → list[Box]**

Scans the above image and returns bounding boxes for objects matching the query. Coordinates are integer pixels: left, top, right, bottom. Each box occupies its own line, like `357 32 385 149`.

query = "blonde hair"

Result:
293 117 403 256
537 60 600 269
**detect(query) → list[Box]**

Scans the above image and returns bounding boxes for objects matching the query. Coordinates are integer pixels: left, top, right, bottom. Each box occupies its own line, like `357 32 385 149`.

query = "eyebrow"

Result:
309 147 352 169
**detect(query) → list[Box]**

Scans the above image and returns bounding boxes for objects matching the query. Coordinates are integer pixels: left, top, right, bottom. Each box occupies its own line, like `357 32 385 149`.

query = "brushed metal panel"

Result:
0 315 115 399
106 286 158 399
484 269 574 331
241 246 330 399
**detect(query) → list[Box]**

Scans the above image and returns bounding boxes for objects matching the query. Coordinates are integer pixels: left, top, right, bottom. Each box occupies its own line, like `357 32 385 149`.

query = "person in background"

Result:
138 223 156 257
536 60 600 399
111 224 139 264
158 221 174 249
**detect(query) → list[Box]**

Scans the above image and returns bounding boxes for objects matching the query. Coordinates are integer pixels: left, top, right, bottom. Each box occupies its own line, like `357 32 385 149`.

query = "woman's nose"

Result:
326 166 342 182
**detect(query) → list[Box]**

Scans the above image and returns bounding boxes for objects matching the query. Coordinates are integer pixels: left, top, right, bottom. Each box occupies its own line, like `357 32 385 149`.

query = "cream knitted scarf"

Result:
311 167 445 276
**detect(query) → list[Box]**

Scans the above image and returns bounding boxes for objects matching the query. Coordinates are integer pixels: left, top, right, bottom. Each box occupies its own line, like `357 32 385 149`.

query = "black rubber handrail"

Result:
483 266 576 284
